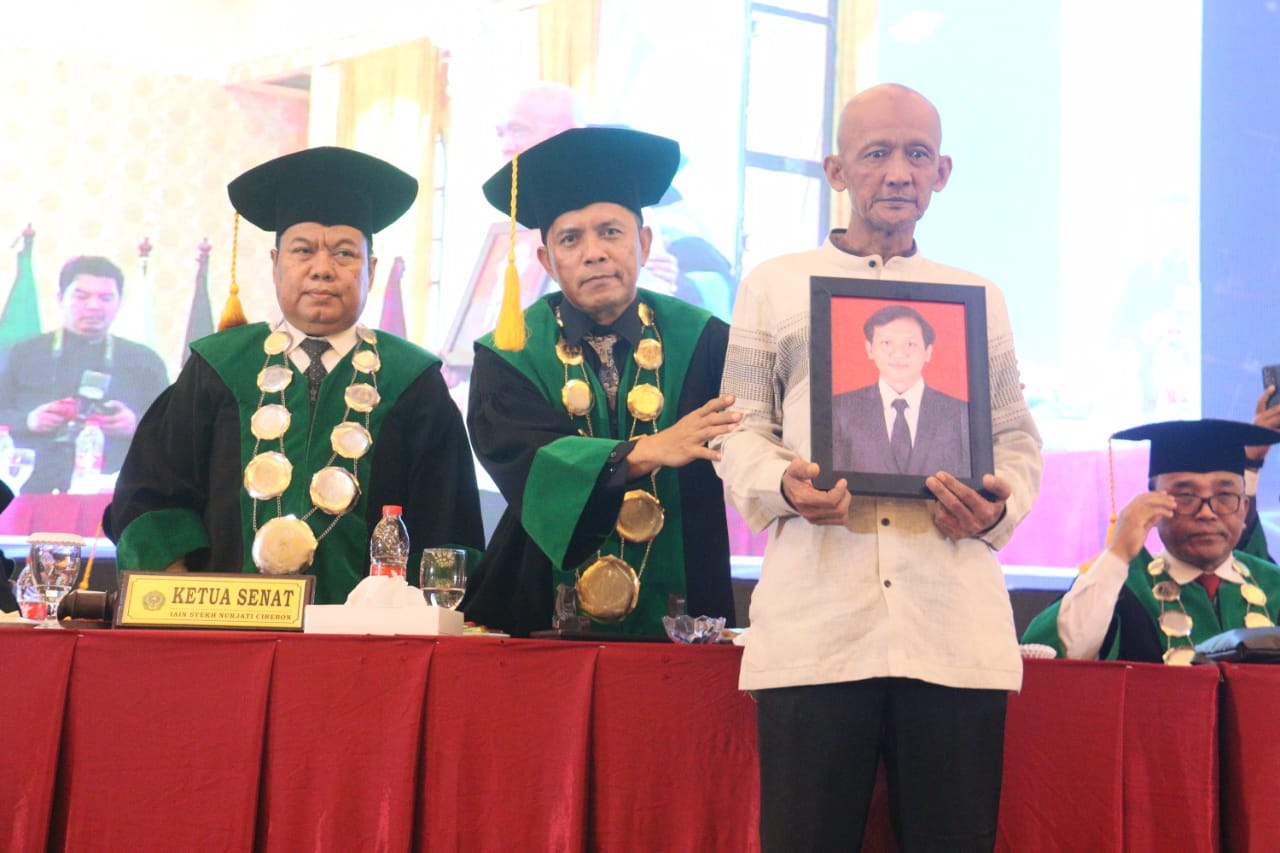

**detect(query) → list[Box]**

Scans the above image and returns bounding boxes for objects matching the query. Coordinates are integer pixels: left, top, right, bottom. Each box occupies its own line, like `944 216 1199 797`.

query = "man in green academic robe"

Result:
462 127 739 637
1022 419 1280 662
109 147 484 604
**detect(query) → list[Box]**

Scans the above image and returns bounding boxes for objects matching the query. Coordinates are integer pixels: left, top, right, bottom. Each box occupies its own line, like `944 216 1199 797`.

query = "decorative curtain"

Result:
333 39 450 345
537 0 601 101
831 0 876 231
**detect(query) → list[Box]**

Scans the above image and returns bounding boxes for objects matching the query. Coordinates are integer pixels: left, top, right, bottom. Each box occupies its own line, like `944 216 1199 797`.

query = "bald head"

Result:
835 84 943 156
824 83 951 258
498 82 584 160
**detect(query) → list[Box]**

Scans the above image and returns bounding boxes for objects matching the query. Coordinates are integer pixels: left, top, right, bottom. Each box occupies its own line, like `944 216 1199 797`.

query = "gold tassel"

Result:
218 213 248 330
493 153 527 351
1079 438 1119 575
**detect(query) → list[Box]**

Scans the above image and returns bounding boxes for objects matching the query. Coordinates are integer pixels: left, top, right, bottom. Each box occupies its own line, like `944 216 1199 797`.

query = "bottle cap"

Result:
382 505 403 516
28 532 86 546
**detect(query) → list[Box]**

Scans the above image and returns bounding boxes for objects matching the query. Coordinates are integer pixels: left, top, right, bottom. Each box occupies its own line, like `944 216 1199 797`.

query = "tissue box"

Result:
304 604 464 636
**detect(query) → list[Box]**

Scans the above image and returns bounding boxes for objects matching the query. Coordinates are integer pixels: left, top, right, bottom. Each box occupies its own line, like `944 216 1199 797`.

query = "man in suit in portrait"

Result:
833 303 970 476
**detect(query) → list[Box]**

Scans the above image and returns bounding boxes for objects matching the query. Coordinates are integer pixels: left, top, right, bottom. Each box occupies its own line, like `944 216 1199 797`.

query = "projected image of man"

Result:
0 256 168 493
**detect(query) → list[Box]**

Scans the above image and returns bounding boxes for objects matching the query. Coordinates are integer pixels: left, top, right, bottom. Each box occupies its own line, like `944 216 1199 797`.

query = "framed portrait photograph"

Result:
810 276 993 499
441 223 551 383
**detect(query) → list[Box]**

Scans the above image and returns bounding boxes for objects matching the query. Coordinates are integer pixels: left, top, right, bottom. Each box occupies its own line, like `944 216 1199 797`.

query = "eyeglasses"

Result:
1168 492 1243 516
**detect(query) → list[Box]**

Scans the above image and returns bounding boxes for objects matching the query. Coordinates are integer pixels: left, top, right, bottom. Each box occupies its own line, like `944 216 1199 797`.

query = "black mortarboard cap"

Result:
227 147 417 239
481 127 680 234
1112 419 1280 477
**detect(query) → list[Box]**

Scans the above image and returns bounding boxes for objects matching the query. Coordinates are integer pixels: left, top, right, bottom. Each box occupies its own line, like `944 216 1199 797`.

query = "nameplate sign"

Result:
115 572 314 631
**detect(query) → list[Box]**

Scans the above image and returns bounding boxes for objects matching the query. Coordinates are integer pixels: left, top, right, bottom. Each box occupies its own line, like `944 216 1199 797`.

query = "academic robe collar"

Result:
556 294 645 348
1158 550 1245 586
277 318 358 361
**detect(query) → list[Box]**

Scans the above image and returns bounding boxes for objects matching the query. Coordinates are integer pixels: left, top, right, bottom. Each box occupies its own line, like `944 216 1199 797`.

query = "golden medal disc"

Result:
556 339 584 366
576 555 640 622
633 338 664 371
331 422 372 460
257 365 293 393
252 515 318 575
1163 646 1197 666
627 383 664 422
1242 583 1268 606
310 466 360 514
250 404 292 441
638 302 655 326
1245 612 1275 628
1151 580 1181 603
244 452 292 500
562 379 592 415
352 349 381 374
1159 610 1193 638
263 330 292 355
344 383 381 414
616 489 664 543
356 324 377 345
1146 556 1168 577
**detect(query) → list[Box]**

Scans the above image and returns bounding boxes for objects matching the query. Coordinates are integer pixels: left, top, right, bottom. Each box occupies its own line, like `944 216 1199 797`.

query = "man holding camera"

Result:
0 256 168 493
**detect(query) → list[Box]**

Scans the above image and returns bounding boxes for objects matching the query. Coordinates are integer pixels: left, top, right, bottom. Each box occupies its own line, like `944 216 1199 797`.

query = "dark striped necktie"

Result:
299 337 331 405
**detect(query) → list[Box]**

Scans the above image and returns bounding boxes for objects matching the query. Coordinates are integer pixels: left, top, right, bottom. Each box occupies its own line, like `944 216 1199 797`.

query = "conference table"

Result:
0 628 1268 852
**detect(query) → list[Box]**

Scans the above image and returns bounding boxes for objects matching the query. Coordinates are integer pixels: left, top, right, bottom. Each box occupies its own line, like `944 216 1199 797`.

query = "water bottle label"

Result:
75 453 105 472
370 562 406 578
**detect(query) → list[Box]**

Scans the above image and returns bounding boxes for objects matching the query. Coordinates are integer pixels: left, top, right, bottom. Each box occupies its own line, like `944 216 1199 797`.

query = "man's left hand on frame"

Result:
926 471 1011 541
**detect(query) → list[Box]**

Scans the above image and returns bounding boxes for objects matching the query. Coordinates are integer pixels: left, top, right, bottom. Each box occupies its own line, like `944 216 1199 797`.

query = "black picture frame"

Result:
810 276 993 498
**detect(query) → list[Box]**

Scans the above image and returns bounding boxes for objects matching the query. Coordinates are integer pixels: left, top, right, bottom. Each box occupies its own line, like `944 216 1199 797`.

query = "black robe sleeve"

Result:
108 352 245 572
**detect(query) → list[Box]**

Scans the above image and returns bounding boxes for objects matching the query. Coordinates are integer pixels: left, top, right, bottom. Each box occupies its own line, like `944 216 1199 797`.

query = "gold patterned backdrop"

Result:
0 48 308 378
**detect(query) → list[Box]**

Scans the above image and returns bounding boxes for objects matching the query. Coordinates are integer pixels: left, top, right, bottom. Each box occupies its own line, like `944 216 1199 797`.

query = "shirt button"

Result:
883 579 892 588
869 260 878 268
880 517 890 526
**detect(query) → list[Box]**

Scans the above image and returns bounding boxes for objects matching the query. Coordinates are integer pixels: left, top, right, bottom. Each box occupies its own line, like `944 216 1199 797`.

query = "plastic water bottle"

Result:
369 505 410 578
69 417 105 494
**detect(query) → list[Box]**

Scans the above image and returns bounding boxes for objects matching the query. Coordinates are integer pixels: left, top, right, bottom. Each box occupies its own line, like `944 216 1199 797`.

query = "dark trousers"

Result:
755 678 1007 853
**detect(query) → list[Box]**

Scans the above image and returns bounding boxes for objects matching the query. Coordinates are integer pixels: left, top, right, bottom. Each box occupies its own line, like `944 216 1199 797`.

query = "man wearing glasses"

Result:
1023 419 1280 661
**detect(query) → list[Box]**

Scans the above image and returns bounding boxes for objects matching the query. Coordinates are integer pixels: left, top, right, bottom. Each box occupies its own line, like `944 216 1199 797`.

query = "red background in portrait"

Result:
830 296 969 399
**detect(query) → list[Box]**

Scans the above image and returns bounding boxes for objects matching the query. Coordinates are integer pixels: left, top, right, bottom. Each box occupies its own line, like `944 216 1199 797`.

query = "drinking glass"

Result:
2 448 35 495
420 548 467 610
27 533 84 628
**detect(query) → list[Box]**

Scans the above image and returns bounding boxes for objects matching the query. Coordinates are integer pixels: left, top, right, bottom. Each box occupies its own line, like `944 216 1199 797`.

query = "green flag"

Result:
0 226 41 348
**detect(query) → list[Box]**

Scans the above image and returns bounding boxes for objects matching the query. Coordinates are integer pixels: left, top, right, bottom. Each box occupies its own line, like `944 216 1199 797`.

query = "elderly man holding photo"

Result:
714 83 1042 851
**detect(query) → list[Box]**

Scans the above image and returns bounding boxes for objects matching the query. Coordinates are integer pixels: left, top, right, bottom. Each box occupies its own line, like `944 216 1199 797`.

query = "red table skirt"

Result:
0 632 1229 852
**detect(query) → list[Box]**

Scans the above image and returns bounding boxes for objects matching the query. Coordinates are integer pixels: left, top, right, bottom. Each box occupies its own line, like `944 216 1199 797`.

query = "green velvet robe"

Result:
111 322 484 604
462 291 734 637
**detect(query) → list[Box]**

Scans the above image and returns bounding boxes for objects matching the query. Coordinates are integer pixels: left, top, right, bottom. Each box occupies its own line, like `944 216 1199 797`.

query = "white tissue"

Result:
344 575 427 608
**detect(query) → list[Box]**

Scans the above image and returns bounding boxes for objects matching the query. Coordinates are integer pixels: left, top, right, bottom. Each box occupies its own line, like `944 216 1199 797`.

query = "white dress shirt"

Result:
878 378 925 444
